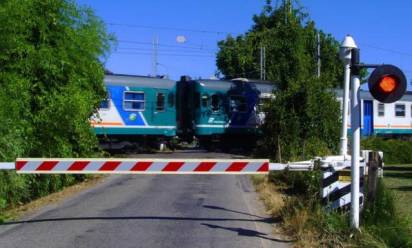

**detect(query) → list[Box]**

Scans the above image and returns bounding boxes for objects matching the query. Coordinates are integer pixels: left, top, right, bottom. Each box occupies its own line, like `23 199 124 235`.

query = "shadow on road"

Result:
201 223 293 243
203 205 265 219
0 216 274 226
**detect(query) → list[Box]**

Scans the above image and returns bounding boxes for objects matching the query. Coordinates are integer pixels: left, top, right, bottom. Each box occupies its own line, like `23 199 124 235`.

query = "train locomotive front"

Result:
176 76 274 150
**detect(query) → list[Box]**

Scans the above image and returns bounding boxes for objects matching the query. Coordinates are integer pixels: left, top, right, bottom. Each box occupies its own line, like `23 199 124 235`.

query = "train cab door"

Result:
362 100 374 136
153 90 168 123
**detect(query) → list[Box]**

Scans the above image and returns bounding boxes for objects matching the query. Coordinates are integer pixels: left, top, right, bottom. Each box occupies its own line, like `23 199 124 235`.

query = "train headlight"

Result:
368 64 407 103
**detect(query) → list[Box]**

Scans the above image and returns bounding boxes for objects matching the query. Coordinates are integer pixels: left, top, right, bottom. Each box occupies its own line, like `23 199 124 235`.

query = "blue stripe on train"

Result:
107 85 146 126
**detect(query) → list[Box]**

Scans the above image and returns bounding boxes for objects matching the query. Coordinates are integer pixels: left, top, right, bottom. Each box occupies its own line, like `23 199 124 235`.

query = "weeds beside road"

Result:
252 168 412 247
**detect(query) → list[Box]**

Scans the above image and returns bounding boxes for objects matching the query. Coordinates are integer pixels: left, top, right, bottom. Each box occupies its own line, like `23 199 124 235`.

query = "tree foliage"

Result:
0 0 113 213
216 1 342 161
0 0 113 159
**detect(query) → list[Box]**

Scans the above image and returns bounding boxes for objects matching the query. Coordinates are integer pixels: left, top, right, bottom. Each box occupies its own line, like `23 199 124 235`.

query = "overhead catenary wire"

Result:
107 22 232 36
113 23 412 82
116 47 216 55
117 39 216 52
113 51 215 58
112 22 412 58
360 43 412 58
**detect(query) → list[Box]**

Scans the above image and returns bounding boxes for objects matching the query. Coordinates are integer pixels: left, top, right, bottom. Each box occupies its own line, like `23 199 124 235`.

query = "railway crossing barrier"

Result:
322 163 365 210
14 158 269 174
0 155 365 175
0 152 371 213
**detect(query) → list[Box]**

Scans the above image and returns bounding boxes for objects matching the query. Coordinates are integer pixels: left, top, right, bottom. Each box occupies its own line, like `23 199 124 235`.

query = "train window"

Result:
378 103 385 117
230 95 247 112
211 95 220 111
395 104 405 117
123 91 145 111
168 93 175 107
411 104 412 117
201 95 208 108
156 93 165 111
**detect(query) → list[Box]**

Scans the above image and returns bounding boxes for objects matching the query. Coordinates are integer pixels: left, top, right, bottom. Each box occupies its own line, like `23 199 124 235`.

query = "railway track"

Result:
120 149 250 159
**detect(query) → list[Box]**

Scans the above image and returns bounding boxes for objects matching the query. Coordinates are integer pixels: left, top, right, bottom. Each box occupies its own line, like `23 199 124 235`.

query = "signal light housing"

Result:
368 64 407 103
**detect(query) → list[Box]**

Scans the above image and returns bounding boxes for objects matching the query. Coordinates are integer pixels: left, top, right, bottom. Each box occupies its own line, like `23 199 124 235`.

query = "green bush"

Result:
0 0 113 219
362 137 412 164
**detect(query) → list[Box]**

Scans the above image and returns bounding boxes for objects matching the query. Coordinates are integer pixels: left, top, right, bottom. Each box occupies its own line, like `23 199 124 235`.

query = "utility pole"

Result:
263 46 266 80
152 35 158 77
260 46 266 80
260 46 263 80
317 32 321 78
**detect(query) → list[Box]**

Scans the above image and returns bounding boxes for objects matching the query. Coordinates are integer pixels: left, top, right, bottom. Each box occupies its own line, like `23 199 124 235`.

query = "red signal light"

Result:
368 65 406 103
378 76 397 93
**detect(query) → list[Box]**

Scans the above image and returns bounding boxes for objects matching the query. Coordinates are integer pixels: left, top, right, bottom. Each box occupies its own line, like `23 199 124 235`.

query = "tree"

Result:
0 0 114 212
0 0 114 159
216 1 342 161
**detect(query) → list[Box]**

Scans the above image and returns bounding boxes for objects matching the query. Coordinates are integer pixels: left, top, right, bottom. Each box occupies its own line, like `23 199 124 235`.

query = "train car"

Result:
91 74 177 148
335 88 412 136
176 76 275 149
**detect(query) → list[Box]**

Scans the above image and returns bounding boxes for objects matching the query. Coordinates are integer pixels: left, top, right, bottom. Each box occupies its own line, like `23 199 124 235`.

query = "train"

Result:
91 73 412 150
91 74 274 150
335 89 412 136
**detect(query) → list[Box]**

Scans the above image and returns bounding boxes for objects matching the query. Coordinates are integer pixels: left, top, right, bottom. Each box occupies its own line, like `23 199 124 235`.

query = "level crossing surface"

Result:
0 151 291 248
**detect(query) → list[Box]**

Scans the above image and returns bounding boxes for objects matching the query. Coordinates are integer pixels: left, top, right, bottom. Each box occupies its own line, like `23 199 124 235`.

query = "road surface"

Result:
0 151 290 248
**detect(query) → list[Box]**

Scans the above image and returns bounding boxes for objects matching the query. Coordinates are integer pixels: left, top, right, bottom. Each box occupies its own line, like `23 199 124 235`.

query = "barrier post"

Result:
350 48 361 229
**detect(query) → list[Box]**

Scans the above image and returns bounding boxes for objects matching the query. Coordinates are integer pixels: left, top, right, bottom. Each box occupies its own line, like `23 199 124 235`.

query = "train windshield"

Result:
211 94 220 111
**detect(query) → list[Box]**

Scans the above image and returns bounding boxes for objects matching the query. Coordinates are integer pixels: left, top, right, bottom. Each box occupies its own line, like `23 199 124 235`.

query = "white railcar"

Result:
335 88 412 136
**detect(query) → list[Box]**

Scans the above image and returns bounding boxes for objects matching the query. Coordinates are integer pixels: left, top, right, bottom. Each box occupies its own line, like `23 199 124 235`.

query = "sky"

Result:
76 0 412 90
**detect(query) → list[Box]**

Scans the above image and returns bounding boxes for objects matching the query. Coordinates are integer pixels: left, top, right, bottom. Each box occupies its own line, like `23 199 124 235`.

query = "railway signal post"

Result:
350 47 361 228
348 40 407 229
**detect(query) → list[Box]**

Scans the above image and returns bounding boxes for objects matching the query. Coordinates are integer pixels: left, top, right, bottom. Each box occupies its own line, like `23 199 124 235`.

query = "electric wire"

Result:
116 47 216 55
113 51 215 58
360 43 412 58
107 22 231 35
117 39 216 52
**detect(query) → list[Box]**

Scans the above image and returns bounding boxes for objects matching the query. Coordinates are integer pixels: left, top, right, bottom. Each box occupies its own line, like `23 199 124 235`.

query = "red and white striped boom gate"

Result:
14 158 269 174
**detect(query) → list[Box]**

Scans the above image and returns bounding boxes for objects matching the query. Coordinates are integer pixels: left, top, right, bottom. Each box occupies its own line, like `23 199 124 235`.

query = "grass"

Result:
251 175 285 216
382 164 412 225
252 169 412 247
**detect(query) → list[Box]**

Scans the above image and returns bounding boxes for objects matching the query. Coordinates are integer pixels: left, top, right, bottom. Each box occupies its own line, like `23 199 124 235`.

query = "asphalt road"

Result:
0 151 290 248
